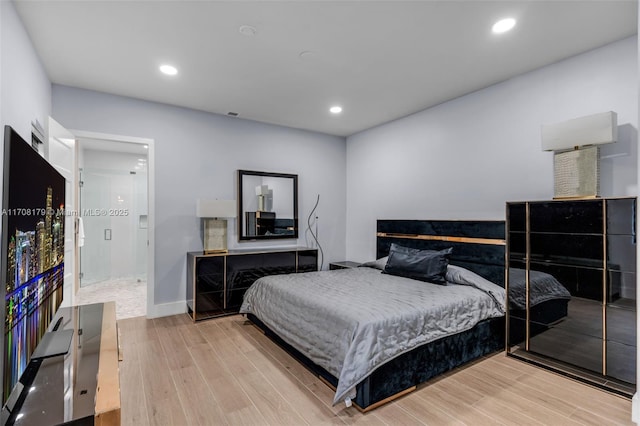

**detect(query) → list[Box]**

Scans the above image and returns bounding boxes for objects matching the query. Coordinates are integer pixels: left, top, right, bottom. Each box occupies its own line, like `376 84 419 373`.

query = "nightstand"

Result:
329 261 361 270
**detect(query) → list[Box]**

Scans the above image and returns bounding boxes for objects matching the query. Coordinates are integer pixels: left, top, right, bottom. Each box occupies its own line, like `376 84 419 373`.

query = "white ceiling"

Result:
14 1 638 137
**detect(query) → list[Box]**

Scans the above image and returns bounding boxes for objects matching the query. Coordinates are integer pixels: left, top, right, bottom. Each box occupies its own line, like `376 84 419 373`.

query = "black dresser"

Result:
187 247 318 321
506 197 636 396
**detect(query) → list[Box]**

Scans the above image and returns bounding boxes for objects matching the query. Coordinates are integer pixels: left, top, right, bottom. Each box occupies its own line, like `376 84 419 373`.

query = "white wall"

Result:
52 85 346 310
346 36 638 261
0 0 51 142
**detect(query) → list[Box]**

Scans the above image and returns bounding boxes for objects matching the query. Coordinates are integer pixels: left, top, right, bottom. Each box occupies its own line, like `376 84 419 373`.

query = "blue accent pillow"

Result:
382 244 453 284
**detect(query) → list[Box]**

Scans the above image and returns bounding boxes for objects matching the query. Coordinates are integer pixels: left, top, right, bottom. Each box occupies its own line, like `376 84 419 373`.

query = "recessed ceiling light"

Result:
239 25 257 36
143 145 148 149
492 18 516 34
159 64 178 76
329 106 343 114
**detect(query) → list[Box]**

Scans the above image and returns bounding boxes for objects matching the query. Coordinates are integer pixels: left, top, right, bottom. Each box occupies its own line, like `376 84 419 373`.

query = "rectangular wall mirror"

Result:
238 170 298 240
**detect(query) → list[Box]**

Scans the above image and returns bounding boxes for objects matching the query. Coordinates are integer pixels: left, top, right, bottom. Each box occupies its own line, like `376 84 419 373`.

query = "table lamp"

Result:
541 111 617 199
196 199 236 253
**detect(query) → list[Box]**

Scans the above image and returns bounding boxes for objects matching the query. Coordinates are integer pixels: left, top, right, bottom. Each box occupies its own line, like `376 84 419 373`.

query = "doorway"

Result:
75 137 150 319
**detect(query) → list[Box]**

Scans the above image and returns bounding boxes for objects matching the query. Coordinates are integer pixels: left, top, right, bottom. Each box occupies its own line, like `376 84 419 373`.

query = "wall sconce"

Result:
196 199 236 253
541 111 617 199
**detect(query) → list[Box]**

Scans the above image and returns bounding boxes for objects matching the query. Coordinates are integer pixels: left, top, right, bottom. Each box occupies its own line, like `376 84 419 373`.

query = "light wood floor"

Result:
118 314 634 425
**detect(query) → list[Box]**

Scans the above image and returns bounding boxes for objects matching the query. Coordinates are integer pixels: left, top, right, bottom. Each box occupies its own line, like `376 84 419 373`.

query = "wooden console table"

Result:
3 302 121 425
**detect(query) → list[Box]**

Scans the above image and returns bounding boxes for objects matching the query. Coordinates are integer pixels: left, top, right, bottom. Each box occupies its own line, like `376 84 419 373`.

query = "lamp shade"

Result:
541 111 617 151
255 184 270 195
196 199 236 218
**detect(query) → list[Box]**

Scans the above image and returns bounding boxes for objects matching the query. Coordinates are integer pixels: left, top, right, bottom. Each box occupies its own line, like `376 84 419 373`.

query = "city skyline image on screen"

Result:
2 126 65 403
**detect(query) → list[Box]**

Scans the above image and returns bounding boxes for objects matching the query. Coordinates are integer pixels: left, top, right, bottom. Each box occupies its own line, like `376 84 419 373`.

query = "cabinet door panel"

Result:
226 289 251 311
574 267 604 301
529 329 602 373
527 261 602 301
226 266 262 291
260 252 297 275
507 203 526 232
606 304 636 347
528 297 603 373
196 257 225 293
507 260 527 349
607 198 636 235
187 256 195 311
529 233 603 268
535 297 601 337
227 252 297 293
226 251 297 311
607 235 636 272
197 274 225 293
298 250 318 272
195 291 224 320
508 232 526 261
606 340 636 384
529 201 603 234
508 317 526 348
608 271 635 305
197 256 225 276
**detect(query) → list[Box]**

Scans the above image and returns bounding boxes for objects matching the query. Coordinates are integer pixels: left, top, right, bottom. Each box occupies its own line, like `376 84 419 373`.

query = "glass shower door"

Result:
79 169 111 287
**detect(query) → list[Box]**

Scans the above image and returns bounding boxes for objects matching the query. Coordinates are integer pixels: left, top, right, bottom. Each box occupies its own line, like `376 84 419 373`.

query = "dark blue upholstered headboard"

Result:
376 220 506 287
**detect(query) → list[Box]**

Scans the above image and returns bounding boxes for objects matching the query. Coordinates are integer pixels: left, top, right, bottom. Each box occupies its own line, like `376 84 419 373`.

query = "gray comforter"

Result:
240 267 505 405
508 268 571 310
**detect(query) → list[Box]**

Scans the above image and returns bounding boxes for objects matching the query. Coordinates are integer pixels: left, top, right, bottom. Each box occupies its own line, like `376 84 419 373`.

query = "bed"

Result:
240 220 511 410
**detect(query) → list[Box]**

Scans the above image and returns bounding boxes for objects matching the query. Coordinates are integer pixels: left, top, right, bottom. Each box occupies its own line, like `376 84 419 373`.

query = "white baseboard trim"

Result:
632 393 638 423
146 300 186 319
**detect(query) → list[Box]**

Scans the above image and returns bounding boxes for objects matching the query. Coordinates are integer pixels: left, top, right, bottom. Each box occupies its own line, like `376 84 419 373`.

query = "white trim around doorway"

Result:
71 130 158 318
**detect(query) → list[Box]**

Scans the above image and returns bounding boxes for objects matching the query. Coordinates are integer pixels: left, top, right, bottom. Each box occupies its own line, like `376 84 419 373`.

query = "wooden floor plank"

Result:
512 367 632 421
170 365 230 426
459 365 579 416
498 354 632 413
369 402 428 426
417 380 506 425
118 338 149 426
117 314 633 425
241 318 321 387
235 369 310 425
396 392 465 425
137 337 181 402
153 316 194 371
220 320 344 425
570 407 636 426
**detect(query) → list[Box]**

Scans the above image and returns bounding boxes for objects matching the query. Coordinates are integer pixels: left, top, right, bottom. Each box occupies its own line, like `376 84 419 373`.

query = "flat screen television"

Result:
1 125 66 404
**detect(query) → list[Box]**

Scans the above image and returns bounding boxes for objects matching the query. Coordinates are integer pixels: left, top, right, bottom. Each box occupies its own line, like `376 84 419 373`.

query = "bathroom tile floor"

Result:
75 277 146 320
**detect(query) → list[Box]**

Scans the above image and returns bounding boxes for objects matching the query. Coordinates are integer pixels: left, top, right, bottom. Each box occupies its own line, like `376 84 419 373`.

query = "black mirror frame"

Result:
237 169 299 241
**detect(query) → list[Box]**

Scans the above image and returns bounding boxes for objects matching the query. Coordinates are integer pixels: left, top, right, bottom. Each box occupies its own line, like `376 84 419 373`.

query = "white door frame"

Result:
48 117 77 308
72 130 155 318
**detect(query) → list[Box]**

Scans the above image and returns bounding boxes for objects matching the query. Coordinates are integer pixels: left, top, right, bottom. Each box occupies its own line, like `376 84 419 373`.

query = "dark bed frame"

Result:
247 220 507 411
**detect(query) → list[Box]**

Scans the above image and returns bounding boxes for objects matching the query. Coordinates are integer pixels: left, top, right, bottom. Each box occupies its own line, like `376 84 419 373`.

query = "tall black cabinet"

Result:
506 197 636 396
187 247 318 321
